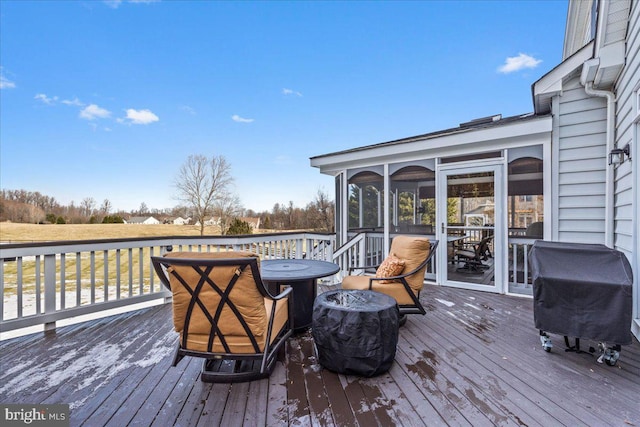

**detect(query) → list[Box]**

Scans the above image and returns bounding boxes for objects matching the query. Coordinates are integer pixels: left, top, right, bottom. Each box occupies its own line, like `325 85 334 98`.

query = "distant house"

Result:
127 216 160 225
194 217 219 227
240 217 261 230
311 0 639 340
173 217 191 225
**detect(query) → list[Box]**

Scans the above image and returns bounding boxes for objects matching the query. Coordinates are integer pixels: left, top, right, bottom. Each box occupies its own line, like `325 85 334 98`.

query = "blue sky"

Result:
0 0 568 213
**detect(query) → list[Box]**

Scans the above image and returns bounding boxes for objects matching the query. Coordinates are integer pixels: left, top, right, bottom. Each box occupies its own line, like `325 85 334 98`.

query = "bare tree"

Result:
213 192 243 235
100 199 112 215
175 154 235 235
307 189 334 231
81 197 96 218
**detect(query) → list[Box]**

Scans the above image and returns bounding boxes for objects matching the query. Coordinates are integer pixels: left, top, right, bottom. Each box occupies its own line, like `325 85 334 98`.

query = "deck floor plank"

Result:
411 307 578 426
424 288 633 426
265 360 288 426
317 368 359 427
244 375 270 427
219 381 250 427
337 375 383 427
295 332 336 427
400 324 544 427
1 285 639 426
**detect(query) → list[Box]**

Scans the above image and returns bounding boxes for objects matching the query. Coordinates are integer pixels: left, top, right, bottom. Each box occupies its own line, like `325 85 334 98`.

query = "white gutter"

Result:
583 80 616 248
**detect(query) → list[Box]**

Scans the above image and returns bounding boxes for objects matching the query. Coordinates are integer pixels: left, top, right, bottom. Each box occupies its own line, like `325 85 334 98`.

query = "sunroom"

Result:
311 112 551 296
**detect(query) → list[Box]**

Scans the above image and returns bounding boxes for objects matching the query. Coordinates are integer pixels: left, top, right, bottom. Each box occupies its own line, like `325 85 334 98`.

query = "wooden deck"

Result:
1 284 639 427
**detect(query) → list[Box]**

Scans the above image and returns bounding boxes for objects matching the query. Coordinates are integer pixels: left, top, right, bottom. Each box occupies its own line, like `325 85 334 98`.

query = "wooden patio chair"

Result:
341 236 438 325
151 251 293 383
455 236 493 273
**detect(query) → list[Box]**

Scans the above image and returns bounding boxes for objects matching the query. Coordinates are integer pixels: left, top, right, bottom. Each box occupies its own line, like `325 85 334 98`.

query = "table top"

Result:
317 289 396 311
261 259 340 282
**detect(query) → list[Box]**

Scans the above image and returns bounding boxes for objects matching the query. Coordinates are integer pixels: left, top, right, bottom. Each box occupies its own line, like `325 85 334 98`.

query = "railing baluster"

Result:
35 255 41 315
90 251 96 304
104 250 109 302
138 248 144 294
524 244 529 286
60 253 66 310
44 254 57 331
76 253 81 307
128 248 133 296
149 247 154 293
116 249 121 300
17 258 23 319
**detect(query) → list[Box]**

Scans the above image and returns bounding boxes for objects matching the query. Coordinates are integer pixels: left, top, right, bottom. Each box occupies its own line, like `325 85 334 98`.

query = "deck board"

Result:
1 284 639 427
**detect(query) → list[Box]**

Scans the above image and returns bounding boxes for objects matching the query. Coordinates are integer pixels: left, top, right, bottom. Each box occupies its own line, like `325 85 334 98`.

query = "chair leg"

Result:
398 314 407 327
200 357 274 383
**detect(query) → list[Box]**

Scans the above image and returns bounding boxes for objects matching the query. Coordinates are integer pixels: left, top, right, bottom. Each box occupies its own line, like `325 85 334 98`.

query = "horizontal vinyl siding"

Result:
556 76 607 244
558 182 605 197
558 170 606 184
612 0 639 258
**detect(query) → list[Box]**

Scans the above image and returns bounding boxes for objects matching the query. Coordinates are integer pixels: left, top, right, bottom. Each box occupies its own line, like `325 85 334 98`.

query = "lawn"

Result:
0 222 225 243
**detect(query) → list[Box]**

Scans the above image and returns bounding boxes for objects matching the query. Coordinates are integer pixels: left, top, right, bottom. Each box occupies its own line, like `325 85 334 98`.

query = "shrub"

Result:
226 218 252 235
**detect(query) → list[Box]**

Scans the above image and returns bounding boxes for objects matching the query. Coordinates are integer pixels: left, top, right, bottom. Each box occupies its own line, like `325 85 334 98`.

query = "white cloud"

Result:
498 53 542 74
34 93 58 105
0 74 16 89
124 108 159 125
283 88 303 97
79 104 112 120
179 105 196 115
232 114 254 123
104 0 159 8
62 97 85 107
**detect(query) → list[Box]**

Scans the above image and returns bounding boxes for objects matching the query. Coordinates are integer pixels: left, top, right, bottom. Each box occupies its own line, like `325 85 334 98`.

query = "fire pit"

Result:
312 289 399 377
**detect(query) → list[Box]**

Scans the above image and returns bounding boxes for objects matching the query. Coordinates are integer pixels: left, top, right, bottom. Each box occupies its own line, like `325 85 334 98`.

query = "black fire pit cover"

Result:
529 241 633 345
312 290 399 377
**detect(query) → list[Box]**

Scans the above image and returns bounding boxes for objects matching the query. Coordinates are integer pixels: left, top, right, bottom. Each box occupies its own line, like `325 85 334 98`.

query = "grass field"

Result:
0 222 226 243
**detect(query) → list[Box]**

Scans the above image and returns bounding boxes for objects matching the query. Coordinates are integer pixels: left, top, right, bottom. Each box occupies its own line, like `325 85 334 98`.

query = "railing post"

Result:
44 254 57 331
358 237 366 268
296 239 303 259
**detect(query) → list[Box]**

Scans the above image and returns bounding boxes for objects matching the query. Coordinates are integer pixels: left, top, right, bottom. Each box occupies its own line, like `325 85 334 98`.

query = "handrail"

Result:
1 232 335 335
2 231 538 336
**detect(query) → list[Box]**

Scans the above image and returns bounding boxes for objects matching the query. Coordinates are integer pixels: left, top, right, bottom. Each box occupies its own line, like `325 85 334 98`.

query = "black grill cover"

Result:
529 241 633 345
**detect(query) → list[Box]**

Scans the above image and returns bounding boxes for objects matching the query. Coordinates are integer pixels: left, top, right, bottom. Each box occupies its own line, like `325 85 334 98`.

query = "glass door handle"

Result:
441 223 445 234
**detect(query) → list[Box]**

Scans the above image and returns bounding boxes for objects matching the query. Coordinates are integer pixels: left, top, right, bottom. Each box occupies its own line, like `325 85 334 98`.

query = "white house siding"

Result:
613 0 639 339
613 0 639 259
555 75 608 243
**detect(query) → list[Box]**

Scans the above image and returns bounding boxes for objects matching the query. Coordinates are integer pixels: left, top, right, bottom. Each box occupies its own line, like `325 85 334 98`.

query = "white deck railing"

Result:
1 231 536 335
508 237 536 295
0 232 335 334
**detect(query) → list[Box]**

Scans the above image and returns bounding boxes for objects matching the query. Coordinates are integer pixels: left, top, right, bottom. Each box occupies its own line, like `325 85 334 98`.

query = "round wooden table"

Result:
261 259 340 332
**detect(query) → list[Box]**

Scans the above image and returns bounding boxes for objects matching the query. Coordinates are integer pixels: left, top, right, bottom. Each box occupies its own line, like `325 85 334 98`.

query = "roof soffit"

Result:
563 0 595 59
310 116 552 174
532 41 594 114
591 0 630 88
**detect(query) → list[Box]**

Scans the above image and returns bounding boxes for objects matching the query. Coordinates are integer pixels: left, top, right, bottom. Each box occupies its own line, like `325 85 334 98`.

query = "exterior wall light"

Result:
609 143 631 165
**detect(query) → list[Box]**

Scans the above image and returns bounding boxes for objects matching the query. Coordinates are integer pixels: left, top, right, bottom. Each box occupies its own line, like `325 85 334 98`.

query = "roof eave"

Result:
532 40 594 115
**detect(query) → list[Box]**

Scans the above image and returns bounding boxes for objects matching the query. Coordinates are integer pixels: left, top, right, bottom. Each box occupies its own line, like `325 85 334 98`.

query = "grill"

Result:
529 240 633 366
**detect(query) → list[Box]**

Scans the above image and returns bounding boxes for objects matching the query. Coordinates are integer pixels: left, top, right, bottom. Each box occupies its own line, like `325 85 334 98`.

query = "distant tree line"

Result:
0 188 334 233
